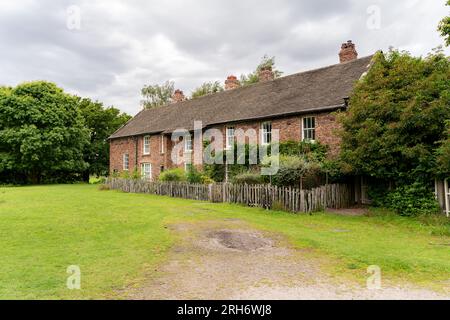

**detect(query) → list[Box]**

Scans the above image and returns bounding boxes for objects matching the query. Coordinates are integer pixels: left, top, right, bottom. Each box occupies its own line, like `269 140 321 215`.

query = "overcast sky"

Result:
0 0 449 115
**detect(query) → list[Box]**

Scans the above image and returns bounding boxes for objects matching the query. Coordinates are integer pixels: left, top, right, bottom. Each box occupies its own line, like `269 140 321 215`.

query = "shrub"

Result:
201 175 215 185
386 183 441 217
231 172 264 185
186 167 204 184
159 168 186 182
263 155 321 188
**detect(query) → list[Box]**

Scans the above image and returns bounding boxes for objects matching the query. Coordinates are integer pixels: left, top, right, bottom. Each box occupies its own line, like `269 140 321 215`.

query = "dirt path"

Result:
127 219 449 300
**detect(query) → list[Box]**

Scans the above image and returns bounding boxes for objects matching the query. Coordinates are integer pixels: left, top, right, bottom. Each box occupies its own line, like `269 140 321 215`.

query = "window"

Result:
226 126 235 150
185 134 193 152
160 135 165 154
141 163 152 180
185 163 193 172
302 117 316 142
143 136 151 155
123 154 129 171
160 165 165 173
261 122 272 145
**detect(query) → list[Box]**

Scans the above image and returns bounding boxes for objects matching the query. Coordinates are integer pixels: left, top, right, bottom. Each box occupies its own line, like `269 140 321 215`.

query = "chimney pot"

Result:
172 89 185 103
259 65 274 82
339 40 358 63
225 75 240 90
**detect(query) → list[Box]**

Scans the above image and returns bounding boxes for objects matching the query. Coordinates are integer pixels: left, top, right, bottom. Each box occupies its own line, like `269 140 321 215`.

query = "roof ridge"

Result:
143 54 375 110
109 54 375 139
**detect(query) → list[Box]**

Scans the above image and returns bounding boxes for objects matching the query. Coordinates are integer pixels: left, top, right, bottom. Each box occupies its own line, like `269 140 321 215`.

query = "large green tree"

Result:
141 80 174 109
78 98 131 181
339 50 450 184
191 81 224 99
438 0 450 46
0 81 90 184
240 55 283 86
436 120 450 177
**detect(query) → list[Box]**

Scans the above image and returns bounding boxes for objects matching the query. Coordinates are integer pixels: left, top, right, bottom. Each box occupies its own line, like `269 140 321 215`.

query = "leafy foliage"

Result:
158 168 186 182
438 0 450 46
339 49 450 184
186 166 204 184
262 155 321 188
191 81 224 99
141 81 175 109
385 183 441 217
0 81 90 184
78 98 131 180
240 55 283 86
435 120 450 177
231 171 264 185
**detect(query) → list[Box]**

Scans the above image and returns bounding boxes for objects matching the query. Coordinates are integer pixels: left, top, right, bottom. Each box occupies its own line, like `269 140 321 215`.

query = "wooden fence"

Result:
106 178 353 213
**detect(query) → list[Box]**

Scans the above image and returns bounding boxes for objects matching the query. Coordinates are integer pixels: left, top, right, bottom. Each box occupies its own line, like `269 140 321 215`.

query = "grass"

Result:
0 184 449 299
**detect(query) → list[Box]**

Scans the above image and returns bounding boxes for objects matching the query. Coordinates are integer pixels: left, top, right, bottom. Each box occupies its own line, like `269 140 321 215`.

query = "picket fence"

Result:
106 178 353 213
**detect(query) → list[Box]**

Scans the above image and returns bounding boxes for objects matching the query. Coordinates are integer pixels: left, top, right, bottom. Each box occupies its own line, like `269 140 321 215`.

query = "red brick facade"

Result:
109 111 343 180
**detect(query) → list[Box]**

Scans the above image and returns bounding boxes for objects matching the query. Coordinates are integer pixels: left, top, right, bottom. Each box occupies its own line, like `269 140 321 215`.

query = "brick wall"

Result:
109 136 138 173
109 111 343 178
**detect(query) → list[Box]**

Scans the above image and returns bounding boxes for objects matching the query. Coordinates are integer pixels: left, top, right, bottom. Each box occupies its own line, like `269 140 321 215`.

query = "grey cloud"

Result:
0 0 448 115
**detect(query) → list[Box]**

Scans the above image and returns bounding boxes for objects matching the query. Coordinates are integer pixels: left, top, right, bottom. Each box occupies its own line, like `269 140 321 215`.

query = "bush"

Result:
159 168 186 182
231 172 264 185
386 183 441 217
186 167 204 184
263 155 321 188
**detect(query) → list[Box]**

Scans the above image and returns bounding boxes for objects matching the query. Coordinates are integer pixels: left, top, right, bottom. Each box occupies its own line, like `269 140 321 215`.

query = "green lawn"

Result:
0 184 449 299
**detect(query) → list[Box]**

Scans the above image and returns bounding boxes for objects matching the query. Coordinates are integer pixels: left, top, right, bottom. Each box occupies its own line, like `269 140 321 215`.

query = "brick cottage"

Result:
109 41 373 181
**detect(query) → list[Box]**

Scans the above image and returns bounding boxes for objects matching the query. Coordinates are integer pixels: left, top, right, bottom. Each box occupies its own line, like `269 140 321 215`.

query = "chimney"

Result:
339 40 358 63
259 65 274 82
225 75 240 90
172 89 185 103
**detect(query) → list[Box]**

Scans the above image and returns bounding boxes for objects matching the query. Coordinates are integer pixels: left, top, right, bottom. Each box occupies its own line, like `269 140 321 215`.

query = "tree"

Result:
78 98 131 181
438 0 450 46
240 55 283 86
0 81 90 184
339 50 450 184
436 120 450 177
141 80 174 109
191 81 223 99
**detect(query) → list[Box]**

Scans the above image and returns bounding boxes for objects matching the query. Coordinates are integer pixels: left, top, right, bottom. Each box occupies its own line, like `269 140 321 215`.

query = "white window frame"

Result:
185 134 193 153
143 135 151 155
302 117 316 142
123 153 129 171
225 126 235 150
160 135 165 154
141 163 152 180
261 122 272 145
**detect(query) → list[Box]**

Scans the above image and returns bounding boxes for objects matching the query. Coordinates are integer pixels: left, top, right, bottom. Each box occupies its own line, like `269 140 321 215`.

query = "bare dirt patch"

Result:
327 207 368 216
126 219 449 300
206 230 272 251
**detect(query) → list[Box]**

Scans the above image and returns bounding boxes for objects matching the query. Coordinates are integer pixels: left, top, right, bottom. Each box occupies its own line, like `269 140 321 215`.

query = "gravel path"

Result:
127 219 449 300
